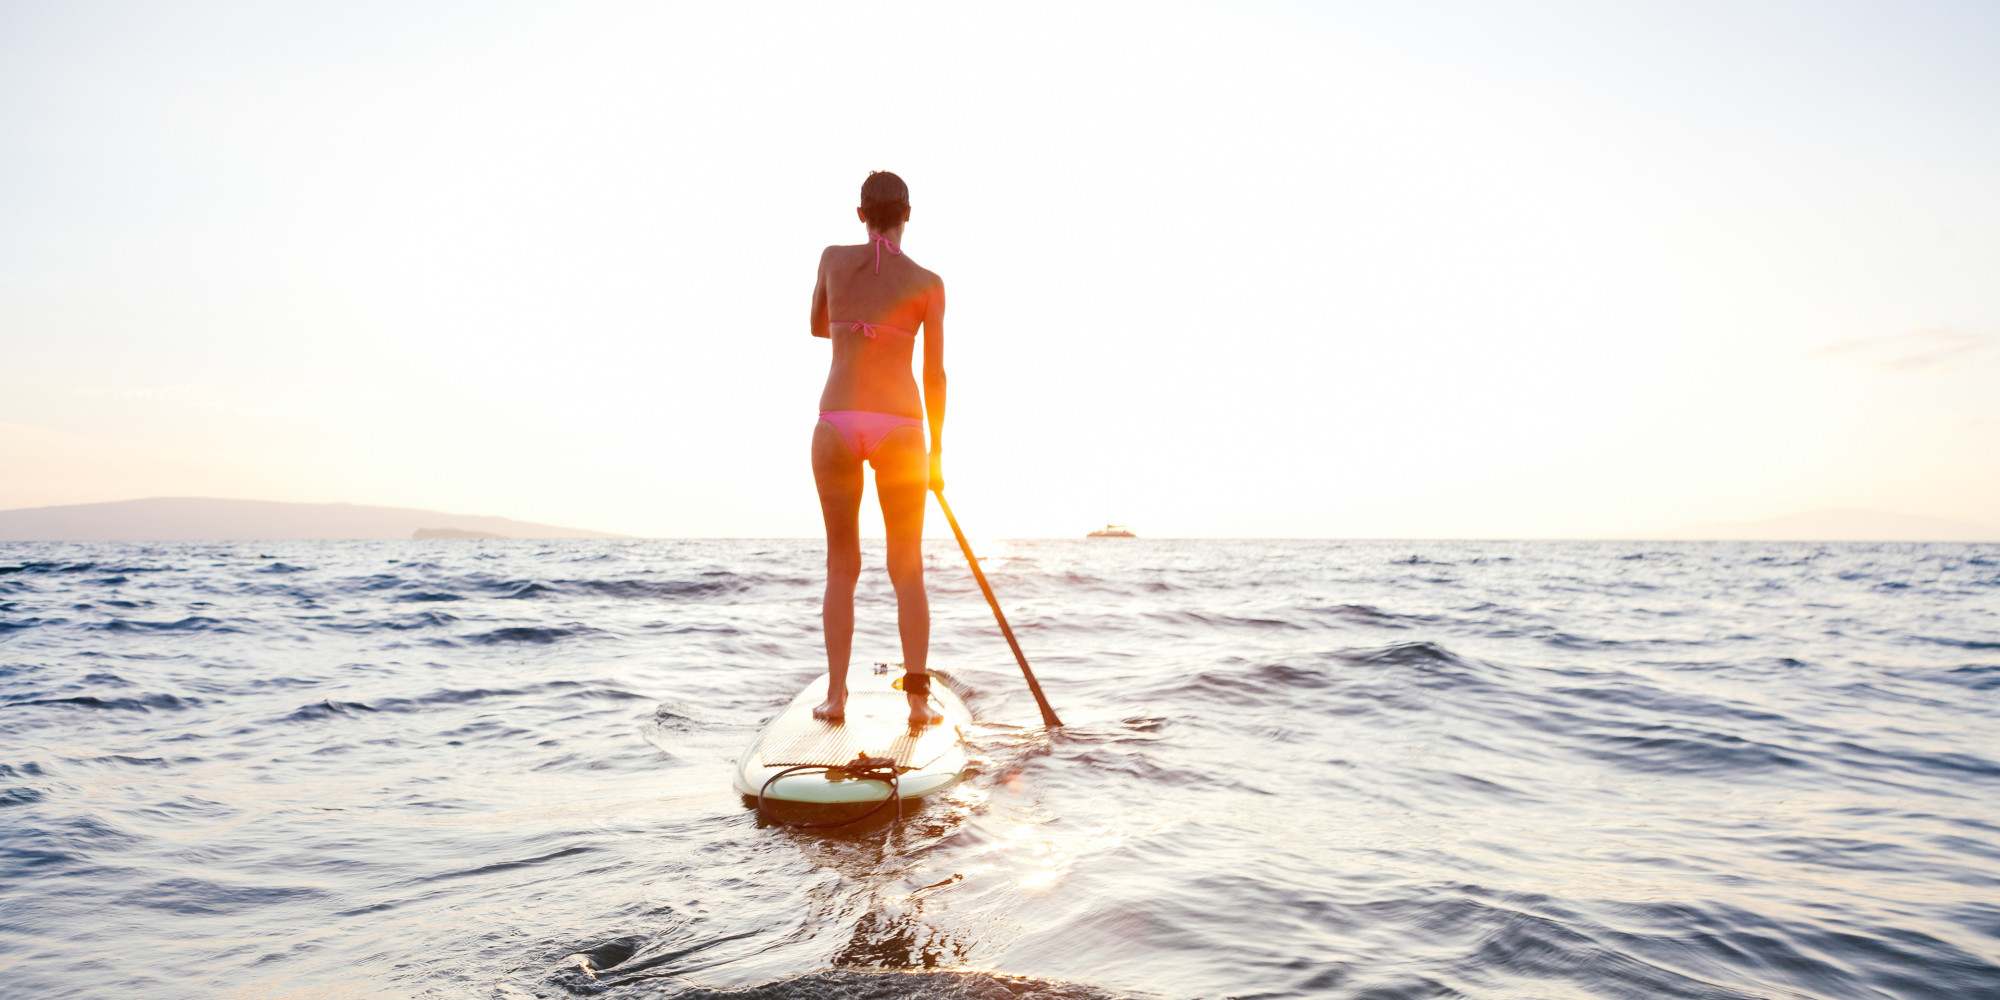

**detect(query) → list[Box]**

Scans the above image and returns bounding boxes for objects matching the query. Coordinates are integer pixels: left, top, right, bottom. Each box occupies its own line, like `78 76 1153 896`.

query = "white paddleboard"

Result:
734 665 971 806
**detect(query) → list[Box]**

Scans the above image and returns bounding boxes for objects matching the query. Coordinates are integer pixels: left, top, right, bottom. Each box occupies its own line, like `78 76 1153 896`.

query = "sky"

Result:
2 0 1996 538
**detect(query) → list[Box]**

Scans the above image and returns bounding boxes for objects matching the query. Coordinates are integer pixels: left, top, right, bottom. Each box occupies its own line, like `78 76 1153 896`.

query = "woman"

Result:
808 171 946 730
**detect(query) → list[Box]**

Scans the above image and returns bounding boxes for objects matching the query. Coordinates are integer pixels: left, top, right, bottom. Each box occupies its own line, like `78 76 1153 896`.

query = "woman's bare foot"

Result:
813 690 846 722
906 683 944 731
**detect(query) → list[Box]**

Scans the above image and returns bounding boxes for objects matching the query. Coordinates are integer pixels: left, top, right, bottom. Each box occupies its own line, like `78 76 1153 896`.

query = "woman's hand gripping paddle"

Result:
932 489 1063 728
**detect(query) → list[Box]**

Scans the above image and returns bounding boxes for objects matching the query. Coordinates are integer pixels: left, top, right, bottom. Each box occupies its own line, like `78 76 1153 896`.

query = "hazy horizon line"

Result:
1 496 1995 544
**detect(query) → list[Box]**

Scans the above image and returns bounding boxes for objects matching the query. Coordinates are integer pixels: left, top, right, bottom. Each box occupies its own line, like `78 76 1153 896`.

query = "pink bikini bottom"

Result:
818 410 921 461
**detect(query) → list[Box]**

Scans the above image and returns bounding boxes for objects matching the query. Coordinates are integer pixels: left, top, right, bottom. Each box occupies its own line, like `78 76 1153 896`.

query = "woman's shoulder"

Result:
900 253 943 287
818 242 874 261
816 244 942 284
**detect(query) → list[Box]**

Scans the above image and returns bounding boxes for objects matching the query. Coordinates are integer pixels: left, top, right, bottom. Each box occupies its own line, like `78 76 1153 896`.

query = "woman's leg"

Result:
812 421 864 721
872 425 943 728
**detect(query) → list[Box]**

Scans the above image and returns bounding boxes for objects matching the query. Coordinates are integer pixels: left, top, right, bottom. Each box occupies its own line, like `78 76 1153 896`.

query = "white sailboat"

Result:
1086 476 1135 538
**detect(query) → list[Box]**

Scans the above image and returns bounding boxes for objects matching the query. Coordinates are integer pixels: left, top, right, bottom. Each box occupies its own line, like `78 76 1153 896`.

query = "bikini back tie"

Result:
846 320 914 340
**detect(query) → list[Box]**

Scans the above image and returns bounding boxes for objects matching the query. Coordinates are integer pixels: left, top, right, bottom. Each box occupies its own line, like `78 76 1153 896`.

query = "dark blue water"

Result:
1 539 1996 999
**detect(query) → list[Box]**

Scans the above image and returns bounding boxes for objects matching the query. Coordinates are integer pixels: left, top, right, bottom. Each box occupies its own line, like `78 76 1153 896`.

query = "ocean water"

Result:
1 538 1996 1000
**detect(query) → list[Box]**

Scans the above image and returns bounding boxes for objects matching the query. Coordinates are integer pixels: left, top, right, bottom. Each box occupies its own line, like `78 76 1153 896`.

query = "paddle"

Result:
932 489 1063 728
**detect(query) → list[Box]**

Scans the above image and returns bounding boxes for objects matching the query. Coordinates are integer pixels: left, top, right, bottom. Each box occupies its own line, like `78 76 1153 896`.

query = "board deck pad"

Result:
734 668 973 804
759 694 930 768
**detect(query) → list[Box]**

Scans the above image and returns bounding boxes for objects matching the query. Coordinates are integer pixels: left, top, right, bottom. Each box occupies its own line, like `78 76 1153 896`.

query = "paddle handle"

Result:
933 490 1062 728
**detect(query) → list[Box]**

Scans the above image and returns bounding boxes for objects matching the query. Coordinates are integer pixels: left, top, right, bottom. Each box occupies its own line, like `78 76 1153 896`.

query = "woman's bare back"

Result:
812 240 944 417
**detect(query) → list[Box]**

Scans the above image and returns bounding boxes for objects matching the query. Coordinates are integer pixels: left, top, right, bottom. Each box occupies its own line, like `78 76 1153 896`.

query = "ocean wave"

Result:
465 624 604 645
554 926 774 992
1578 727 1811 775
0 786 42 807
0 561 172 576
1831 739 2000 783
1312 603 1425 628
5 693 201 712
410 845 598 887
1937 664 2000 690
283 699 379 722
581 577 752 599
131 876 326 916
91 616 238 634
1141 609 1305 631
312 610 461 633
1914 635 2000 651
1333 640 1495 685
1551 681 1790 726
500 581 561 599
76 753 185 769
391 590 465 602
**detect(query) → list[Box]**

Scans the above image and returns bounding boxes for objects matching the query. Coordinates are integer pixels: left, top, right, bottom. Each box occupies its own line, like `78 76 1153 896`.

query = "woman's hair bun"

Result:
860 171 909 233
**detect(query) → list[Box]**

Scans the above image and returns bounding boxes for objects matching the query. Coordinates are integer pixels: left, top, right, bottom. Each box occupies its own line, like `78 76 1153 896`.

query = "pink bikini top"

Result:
835 233 914 338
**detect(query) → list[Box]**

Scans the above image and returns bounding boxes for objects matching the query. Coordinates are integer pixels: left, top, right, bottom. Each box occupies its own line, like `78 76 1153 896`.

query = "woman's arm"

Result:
921 277 947 491
809 248 831 339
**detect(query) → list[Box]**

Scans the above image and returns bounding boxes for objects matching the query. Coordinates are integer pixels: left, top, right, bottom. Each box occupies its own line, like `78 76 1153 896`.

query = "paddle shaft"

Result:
932 490 1062 728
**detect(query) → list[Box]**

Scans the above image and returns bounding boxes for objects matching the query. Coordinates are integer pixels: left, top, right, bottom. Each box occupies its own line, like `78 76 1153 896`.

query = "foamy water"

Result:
1 539 1996 998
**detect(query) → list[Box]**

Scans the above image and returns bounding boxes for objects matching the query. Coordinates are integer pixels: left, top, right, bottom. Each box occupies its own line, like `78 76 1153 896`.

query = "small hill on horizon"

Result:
1641 508 2000 542
0 497 624 542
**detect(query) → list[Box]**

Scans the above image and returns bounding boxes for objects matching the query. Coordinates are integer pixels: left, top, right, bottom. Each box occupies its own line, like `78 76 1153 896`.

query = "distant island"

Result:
0 497 624 542
410 526 509 540
1641 508 2000 542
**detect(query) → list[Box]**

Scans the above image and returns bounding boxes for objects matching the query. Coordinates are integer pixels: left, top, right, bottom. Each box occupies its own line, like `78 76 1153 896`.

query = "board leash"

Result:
755 753 902 829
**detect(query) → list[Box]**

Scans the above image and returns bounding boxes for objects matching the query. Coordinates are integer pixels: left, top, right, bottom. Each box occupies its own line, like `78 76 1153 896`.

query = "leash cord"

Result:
755 760 902 829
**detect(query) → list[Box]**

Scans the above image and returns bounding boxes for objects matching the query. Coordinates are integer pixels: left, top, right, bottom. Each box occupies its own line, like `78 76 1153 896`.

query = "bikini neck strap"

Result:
868 232 902 275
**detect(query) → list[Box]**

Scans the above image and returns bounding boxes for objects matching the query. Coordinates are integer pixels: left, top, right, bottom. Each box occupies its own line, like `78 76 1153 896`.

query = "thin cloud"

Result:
1803 326 1995 370
71 383 290 418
